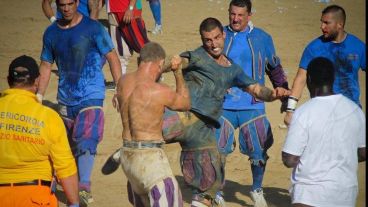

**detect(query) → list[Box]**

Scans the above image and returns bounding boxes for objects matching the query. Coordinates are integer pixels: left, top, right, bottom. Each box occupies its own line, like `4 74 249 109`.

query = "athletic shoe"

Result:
214 191 226 207
101 149 121 175
250 188 268 207
104 80 116 91
151 24 163 35
79 190 94 205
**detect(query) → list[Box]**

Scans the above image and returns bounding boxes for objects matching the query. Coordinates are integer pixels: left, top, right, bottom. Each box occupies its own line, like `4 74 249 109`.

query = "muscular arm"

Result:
88 0 99 20
42 0 55 20
59 174 79 205
245 83 289 102
38 61 53 96
164 56 190 110
358 148 366 162
282 151 300 168
284 68 307 125
105 50 122 85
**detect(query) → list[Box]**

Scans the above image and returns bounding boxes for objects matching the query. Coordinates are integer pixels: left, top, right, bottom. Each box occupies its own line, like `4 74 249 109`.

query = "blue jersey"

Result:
56 0 89 18
41 16 114 106
300 34 366 105
222 26 263 110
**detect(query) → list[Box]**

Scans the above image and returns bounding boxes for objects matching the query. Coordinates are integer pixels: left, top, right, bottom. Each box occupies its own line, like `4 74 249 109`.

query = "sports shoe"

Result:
151 24 163 35
250 188 268 207
214 191 226 207
79 190 94 205
101 149 121 175
104 80 116 91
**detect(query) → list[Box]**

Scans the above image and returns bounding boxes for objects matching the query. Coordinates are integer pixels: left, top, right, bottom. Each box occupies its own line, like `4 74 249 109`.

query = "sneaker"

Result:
151 24 163 35
104 80 116 91
250 188 268 207
79 190 94 205
214 191 226 207
101 149 121 175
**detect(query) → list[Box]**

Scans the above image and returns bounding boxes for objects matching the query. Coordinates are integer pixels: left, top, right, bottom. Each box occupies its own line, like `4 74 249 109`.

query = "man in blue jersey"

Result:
214 1 289 206
38 0 122 205
284 4 366 125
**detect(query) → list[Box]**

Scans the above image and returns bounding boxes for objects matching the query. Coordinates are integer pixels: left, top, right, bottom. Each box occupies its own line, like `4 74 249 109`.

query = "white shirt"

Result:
283 94 365 206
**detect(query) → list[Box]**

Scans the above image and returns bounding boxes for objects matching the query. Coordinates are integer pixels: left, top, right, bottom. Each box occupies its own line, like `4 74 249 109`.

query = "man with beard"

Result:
284 5 366 126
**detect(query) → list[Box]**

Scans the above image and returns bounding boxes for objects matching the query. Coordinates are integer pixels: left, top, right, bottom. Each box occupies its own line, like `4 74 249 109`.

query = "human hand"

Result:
123 10 133 24
272 87 291 100
170 55 182 72
112 93 119 112
284 111 293 126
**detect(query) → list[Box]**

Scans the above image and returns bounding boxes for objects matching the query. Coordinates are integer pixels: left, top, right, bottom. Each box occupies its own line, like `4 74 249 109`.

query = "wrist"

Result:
128 5 134 11
49 16 56 23
36 93 43 103
286 96 298 112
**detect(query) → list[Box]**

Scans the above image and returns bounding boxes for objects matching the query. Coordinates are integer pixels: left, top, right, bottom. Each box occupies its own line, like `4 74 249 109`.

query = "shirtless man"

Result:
115 42 190 206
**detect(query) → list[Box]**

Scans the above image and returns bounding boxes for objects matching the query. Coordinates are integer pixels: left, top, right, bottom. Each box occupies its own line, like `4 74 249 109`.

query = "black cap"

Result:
8 55 39 81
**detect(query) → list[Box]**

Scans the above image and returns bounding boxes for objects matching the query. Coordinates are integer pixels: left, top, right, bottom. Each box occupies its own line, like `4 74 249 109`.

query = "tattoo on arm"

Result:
257 86 274 102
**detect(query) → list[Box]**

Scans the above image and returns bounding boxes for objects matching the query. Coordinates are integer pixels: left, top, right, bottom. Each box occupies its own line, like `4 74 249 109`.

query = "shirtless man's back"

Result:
116 42 190 207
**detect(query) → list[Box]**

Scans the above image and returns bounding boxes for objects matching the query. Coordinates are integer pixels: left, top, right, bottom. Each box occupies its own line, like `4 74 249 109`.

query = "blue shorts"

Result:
59 99 104 156
215 109 273 164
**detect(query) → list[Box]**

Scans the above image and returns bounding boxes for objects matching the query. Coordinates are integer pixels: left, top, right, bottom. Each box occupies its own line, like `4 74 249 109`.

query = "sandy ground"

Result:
0 0 365 206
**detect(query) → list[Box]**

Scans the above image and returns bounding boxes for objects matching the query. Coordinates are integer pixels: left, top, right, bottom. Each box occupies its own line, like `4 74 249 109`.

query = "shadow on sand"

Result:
175 175 291 207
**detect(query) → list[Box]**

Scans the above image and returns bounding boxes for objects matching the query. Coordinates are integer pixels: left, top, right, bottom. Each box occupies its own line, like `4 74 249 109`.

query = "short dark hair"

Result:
307 57 335 87
199 17 223 36
229 0 252 13
56 0 78 5
322 5 346 26
138 42 166 63
8 55 40 87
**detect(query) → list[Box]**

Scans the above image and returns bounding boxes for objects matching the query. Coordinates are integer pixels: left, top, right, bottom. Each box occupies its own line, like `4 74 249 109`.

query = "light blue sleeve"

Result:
95 23 115 56
40 29 54 64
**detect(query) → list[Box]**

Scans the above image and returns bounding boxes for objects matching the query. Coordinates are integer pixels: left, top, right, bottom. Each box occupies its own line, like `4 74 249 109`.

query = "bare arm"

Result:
105 50 122 84
42 0 56 21
59 173 79 205
358 148 366 162
123 0 137 23
164 56 190 111
38 61 53 96
284 68 307 125
282 151 300 168
88 0 99 20
245 83 290 102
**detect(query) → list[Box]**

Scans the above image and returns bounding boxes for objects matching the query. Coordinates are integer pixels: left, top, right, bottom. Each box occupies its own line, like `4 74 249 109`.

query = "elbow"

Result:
358 148 366 162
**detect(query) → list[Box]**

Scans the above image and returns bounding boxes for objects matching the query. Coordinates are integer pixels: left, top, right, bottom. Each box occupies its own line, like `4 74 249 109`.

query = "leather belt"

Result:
0 179 51 187
123 141 164 149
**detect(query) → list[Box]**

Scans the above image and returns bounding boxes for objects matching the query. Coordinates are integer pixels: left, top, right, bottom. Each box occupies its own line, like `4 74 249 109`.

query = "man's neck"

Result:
333 31 347 43
58 13 82 29
310 85 334 98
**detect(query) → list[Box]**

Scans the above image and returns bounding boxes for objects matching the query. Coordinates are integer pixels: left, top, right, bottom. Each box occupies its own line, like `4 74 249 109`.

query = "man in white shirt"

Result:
282 57 366 207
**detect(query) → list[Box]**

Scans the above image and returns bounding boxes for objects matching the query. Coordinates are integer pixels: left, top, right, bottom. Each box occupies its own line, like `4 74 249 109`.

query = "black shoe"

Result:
101 149 120 175
104 80 116 91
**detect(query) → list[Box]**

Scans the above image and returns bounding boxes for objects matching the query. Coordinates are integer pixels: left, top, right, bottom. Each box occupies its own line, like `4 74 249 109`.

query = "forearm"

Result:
38 61 52 96
282 152 300 168
174 70 189 98
266 64 289 89
247 84 275 102
106 50 122 84
358 148 366 162
290 68 307 100
88 0 99 20
42 0 55 20
59 174 79 205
